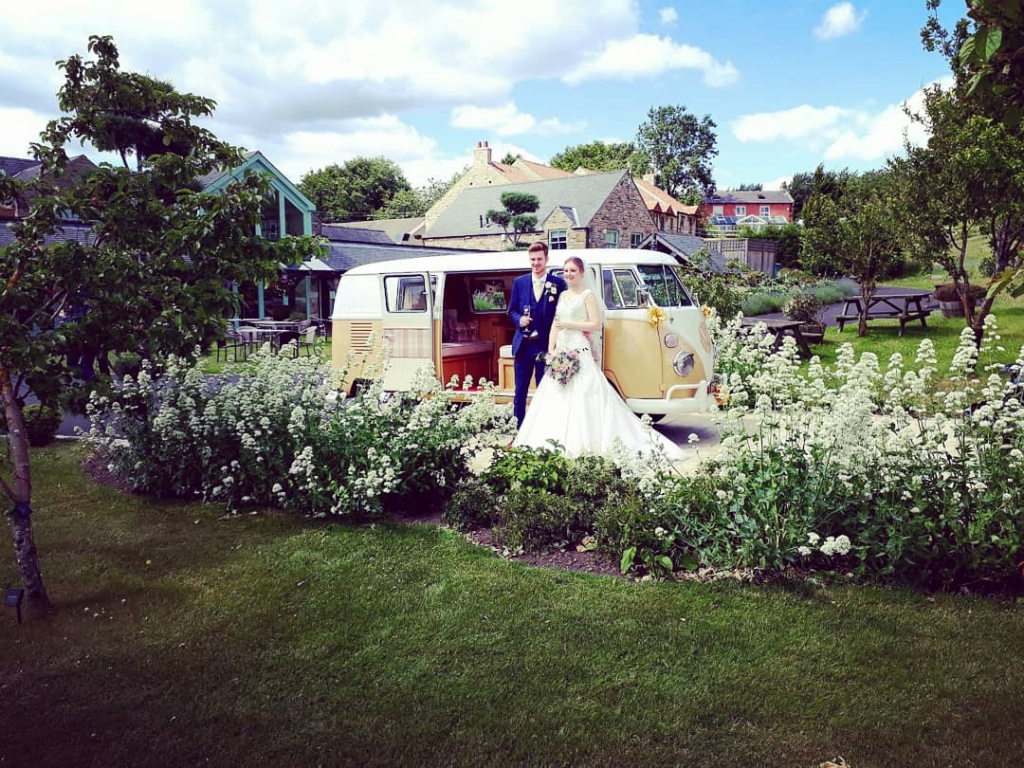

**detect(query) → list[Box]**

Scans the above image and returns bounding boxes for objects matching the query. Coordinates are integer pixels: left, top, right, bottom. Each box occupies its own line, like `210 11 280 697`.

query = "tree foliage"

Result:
801 169 906 335
299 156 412 222
782 171 818 220
549 140 637 173
634 105 718 203
913 6 1024 338
926 0 1024 126
486 192 539 247
0 36 319 612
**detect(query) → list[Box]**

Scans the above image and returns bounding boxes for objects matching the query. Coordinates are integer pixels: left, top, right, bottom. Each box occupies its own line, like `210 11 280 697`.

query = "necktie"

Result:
533 276 544 302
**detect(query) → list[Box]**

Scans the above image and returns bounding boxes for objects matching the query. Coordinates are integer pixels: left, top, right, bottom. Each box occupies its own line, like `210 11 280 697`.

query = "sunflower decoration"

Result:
647 306 666 327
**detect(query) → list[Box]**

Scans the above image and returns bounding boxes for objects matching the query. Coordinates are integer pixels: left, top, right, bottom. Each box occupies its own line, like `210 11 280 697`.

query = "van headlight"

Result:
672 350 695 377
663 332 679 349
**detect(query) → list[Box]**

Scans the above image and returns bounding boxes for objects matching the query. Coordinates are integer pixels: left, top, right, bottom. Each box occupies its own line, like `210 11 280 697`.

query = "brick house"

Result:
422 169 656 251
699 189 794 232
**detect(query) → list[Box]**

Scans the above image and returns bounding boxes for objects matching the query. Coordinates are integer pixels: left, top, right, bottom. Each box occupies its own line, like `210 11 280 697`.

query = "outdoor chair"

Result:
216 329 248 362
276 330 301 357
296 325 319 357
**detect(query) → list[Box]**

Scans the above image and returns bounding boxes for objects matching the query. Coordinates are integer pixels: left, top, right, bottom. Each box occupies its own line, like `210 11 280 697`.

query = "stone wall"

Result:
584 175 656 249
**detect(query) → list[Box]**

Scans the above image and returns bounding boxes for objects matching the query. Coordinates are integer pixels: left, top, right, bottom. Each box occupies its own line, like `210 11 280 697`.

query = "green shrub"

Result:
740 291 788 316
493 486 593 551
781 292 825 323
443 477 499 531
22 404 62 447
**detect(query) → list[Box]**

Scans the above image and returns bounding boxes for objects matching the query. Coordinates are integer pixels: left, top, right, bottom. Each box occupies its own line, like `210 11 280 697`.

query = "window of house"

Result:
548 228 567 250
605 229 619 248
630 232 643 248
760 205 771 217
735 205 746 216
713 205 724 216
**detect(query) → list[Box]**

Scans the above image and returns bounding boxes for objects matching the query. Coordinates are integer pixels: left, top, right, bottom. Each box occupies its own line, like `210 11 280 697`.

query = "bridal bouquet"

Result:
545 349 581 387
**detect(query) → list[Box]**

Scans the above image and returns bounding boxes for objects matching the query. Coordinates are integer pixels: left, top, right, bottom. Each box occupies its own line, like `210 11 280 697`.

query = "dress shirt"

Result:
532 274 546 302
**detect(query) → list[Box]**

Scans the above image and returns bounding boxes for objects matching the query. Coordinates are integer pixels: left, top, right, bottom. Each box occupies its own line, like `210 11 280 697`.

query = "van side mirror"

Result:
637 288 650 308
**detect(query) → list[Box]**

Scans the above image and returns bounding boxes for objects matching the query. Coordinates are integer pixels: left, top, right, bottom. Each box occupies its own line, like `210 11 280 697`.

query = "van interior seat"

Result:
441 340 493 358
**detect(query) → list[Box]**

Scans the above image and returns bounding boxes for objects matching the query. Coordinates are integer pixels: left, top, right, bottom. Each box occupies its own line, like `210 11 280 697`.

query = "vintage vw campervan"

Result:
330 248 715 417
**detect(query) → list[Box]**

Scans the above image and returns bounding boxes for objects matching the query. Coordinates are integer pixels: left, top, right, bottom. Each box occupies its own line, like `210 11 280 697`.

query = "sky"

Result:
0 0 966 194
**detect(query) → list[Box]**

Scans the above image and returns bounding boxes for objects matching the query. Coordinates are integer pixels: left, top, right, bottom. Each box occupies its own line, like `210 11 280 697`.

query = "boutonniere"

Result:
545 282 558 301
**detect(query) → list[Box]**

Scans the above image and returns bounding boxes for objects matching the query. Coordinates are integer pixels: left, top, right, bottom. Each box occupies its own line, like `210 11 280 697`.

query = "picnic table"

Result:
835 292 936 335
740 317 813 358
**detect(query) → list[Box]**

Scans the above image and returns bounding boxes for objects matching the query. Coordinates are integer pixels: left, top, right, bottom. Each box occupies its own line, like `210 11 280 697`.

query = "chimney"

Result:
473 140 492 167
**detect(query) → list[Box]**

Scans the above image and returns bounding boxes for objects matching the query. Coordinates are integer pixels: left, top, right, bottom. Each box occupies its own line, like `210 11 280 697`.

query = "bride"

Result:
513 256 687 463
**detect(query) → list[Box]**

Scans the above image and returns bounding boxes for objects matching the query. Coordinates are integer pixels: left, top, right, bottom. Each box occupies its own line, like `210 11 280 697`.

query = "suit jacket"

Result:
508 272 567 356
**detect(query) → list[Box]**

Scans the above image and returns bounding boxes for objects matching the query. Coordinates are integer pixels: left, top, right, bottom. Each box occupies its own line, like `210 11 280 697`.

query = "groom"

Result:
508 241 566 428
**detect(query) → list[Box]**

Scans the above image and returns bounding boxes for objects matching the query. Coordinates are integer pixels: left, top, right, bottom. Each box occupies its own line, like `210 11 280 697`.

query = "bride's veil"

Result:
583 263 605 366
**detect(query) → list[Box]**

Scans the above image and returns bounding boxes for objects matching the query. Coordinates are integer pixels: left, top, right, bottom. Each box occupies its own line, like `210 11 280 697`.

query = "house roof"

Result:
318 224 394 245
0 157 39 177
328 217 426 244
427 170 631 239
0 221 95 249
634 176 698 216
705 189 794 205
512 158 574 181
639 232 728 273
200 150 315 212
317 242 483 273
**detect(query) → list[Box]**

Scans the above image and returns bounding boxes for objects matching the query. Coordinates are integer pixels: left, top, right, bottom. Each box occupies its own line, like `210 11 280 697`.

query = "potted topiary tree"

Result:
934 283 986 318
782 292 827 343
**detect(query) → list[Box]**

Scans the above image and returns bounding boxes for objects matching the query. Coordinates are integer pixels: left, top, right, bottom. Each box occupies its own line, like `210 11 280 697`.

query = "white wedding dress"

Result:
514 289 687 463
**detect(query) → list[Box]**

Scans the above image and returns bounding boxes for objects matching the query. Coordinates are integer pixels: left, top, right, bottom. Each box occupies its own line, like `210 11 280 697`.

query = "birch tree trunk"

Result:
0 366 51 613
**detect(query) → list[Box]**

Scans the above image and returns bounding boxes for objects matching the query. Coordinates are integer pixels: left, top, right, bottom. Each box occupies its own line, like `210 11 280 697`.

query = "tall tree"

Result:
486 192 539 247
914 5 1024 338
782 171 817 220
802 170 906 336
299 157 412 222
549 141 637 173
635 105 718 203
736 182 763 191
1 36 317 613
926 0 1024 126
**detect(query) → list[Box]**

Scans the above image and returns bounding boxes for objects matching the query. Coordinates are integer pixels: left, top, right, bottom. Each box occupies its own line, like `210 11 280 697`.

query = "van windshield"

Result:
637 264 694 307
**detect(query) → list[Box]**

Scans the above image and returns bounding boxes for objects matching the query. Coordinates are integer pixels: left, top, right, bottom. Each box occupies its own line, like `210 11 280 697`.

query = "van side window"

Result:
384 275 428 312
603 269 639 308
637 264 694 307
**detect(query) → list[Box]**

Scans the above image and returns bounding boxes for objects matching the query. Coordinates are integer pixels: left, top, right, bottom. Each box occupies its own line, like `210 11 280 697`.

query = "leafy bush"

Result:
740 291 788 316
934 283 987 302
444 477 499 531
781 292 825 323
22 404 62 447
87 349 508 519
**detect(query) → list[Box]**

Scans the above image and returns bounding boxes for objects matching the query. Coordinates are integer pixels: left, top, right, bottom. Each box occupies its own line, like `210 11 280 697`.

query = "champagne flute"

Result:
523 305 537 337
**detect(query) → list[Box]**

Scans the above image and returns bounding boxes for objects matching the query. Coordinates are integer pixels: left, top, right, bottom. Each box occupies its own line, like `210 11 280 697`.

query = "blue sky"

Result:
0 1 966 193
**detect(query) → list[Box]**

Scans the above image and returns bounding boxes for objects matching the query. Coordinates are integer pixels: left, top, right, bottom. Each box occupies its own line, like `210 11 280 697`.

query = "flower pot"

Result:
938 300 965 318
798 322 826 344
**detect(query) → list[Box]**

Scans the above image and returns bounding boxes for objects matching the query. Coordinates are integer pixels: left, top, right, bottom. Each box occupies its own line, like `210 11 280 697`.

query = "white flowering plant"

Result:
87 346 509 519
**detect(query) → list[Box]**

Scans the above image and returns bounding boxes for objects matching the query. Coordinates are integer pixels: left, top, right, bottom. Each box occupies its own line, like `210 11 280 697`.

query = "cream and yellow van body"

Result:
331 249 715 416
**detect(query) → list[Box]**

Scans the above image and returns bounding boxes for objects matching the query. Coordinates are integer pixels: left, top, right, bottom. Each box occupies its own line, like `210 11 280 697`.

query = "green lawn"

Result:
2 443 1023 767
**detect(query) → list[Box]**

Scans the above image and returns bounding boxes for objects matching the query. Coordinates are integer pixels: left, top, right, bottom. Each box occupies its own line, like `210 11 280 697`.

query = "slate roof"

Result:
638 232 727 273
0 221 95 249
705 189 794 205
317 242 485 273
328 218 425 244
319 224 394 244
427 170 630 239
0 157 39 177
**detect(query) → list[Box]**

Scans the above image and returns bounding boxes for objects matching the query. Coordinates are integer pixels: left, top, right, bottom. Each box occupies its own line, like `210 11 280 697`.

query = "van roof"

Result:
340 248 681 276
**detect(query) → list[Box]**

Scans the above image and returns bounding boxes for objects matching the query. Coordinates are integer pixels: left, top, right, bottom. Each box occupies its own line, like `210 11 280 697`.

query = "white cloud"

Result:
814 3 867 41
563 34 739 88
732 105 853 142
449 103 584 137
0 107 50 157
730 79 953 167
660 7 678 26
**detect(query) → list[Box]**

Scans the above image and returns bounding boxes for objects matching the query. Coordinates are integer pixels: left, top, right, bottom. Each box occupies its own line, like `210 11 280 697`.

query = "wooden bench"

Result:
836 293 936 335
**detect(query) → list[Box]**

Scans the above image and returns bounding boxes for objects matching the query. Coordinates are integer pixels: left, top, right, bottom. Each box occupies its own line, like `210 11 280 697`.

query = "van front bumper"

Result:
624 380 715 416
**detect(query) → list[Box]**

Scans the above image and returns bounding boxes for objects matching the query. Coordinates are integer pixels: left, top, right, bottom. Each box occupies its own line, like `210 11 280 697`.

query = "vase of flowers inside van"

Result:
933 283 986 318
782 292 826 343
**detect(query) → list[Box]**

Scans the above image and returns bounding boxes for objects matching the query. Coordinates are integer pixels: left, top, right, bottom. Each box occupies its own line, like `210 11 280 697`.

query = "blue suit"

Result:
508 272 566 427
